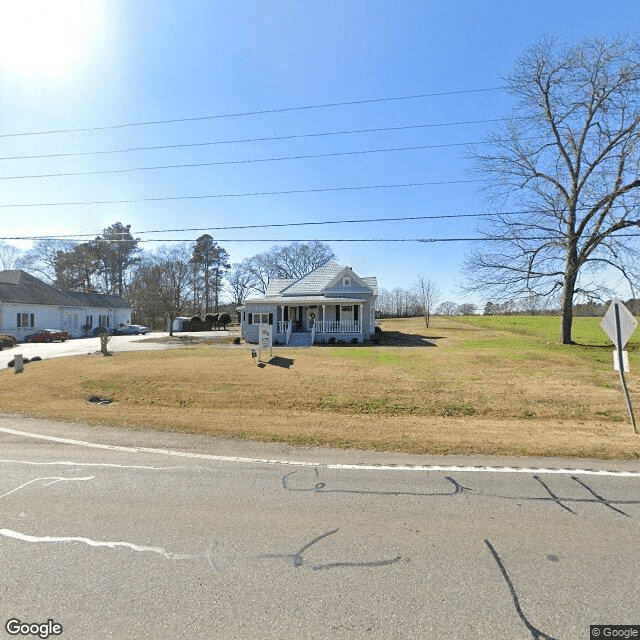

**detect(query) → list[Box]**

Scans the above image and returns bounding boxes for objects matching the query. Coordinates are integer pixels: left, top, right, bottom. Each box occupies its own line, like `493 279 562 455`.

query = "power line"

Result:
3 234 638 244
0 206 628 242
0 208 608 241
0 87 505 139
0 141 484 181
0 180 479 208
0 118 507 162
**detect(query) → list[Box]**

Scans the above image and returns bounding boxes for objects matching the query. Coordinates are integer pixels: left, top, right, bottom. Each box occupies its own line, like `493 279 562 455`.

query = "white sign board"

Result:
258 324 273 360
601 300 637 349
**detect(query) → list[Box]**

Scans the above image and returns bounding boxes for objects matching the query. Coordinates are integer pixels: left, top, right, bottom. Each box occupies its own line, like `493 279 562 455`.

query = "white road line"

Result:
0 459 206 471
0 476 94 499
1 424 639 477
0 528 196 560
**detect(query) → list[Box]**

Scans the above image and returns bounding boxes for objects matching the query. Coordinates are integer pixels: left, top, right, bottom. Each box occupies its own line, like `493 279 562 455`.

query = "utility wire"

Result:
0 206 629 241
0 87 505 138
0 180 479 208
2 235 637 244
0 142 484 181
0 118 507 162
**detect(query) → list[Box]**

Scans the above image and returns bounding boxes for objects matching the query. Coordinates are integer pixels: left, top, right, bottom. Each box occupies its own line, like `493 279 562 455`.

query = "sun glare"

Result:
0 0 104 77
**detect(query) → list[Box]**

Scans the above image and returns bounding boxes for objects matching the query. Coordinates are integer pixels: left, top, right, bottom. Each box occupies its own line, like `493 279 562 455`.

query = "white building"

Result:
238 260 378 346
0 270 131 341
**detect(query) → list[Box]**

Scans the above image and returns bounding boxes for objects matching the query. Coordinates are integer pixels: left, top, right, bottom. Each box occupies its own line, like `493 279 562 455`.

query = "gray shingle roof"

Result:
0 270 130 309
265 278 296 296
280 259 345 295
242 295 367 305
244 260 377 303
63 290 130 309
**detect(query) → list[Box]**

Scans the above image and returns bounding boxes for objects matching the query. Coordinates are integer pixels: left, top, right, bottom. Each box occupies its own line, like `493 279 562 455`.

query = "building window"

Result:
343 277 351 287
252 313 272 325
17 313 34 328
99 315 110 327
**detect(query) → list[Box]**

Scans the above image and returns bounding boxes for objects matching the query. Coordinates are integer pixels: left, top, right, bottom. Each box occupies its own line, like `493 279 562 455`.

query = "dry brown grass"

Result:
1 316 639 459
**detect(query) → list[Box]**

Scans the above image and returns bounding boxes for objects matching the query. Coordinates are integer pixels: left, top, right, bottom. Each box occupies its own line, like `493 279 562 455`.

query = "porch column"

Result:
322 305 326 332
358 304 363 336
280 306 284 330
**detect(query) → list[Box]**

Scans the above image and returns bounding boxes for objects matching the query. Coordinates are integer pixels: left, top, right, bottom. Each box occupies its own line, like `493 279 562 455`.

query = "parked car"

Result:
25 329 70 343
116 324 150 335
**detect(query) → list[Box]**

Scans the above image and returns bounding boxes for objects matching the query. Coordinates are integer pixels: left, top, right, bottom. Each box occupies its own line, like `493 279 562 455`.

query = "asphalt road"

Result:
0 415 638 639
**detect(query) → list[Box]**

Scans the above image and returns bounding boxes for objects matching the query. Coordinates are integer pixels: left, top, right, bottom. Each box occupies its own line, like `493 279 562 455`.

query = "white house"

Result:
238 260 378 346
0 270 131 341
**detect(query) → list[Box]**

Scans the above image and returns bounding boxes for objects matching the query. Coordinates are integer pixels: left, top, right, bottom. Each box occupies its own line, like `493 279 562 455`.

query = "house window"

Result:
17 313 34 328
86 315 93 328
252 313 272 325
343 277 351 287
99 315 111 327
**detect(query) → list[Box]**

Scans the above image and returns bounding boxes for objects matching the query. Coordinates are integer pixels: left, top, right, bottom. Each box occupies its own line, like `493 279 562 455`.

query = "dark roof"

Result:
62 290 130 309
0 270 130 309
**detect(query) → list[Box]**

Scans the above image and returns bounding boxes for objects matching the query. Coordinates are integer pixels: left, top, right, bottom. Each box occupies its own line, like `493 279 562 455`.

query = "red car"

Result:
25 329 70 343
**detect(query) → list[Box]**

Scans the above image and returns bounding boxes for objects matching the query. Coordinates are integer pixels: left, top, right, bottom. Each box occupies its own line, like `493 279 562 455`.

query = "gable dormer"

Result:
323 266 372 294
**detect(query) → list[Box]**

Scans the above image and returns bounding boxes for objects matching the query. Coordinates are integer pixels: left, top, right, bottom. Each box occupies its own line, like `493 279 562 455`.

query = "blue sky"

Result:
0 1 636 304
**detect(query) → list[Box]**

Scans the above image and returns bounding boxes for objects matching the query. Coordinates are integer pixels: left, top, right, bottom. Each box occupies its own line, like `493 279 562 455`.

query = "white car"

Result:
116 324 150 335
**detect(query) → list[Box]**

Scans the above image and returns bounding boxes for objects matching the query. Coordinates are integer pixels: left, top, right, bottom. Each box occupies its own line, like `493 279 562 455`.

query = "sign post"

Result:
601 300 637 433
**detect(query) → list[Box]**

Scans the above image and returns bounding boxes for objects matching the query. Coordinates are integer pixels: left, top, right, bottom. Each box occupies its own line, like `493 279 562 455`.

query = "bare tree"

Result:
465 34 640 343
435 301 459 316
0 242 25 270
245 241 336 293
412 276 442 326
154 244 193 336
21 239 77 283
226 261 259 305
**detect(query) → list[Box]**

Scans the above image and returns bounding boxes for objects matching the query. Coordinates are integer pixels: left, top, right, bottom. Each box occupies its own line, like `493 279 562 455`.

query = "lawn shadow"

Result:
377 331 440 347
258 356 295 368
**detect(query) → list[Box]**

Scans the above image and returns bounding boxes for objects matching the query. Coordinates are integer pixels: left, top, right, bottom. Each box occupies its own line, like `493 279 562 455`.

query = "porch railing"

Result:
314 321 360 333
276 320 291 334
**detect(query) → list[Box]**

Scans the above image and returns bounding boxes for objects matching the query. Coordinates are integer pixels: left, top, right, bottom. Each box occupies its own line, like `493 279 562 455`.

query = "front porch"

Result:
275 319 363 345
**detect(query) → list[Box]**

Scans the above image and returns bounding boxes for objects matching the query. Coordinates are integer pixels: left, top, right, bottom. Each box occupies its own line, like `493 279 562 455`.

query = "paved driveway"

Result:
0 331 237 370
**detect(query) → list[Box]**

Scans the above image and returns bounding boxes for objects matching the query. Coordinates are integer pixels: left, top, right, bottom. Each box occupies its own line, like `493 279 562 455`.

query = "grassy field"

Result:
1 315 639 459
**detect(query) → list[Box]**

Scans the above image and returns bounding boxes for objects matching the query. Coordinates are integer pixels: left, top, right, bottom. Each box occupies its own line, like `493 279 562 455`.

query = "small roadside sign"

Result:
601 300 637 433
258 323 273 361
601 300 637 349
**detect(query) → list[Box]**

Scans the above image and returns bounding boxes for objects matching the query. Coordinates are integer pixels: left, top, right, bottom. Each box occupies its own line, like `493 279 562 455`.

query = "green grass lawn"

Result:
1 315 638 459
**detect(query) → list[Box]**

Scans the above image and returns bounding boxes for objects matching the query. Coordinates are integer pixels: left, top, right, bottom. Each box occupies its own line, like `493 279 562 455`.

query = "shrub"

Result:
328 336 336 344
233 337 241 344
30 356 42 362
204 313 217 325
0 334 17 348
190 316 202 323
351 338 359 344
7 357 30 368
218 313 231 329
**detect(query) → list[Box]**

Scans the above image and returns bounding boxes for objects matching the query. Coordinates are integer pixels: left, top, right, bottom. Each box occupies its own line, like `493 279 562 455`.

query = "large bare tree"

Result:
464 34 640 343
